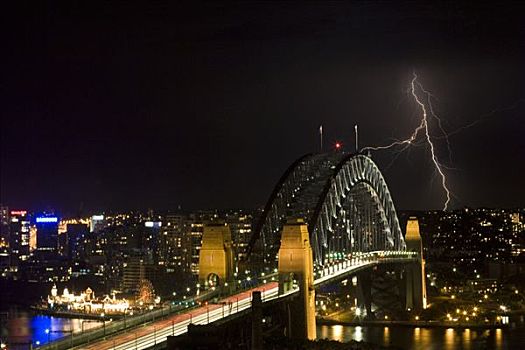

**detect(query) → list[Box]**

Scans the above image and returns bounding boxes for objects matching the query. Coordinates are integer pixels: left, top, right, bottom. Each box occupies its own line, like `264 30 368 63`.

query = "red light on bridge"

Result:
335 142 342 150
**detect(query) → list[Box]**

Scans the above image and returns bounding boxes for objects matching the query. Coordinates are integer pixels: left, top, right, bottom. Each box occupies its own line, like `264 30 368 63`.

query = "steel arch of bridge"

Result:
247 152 406 268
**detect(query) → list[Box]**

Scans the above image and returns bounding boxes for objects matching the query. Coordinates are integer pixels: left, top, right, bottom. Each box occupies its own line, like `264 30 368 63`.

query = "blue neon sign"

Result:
36 217 58 223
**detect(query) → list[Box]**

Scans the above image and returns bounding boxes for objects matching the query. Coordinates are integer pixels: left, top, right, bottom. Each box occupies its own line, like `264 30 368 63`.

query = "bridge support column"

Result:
277 219 316 340
356 271 373 318
404 217 427 312
251 291 263 350
198 223 235 292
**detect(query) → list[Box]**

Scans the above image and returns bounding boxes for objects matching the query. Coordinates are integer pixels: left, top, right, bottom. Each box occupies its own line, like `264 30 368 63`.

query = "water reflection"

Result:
354 326 363 342
444 328 455 350
317 324 523 350
4 313 101 348
495 328 502 349
463 328 471 350
414 327 420 342
332 325 344 342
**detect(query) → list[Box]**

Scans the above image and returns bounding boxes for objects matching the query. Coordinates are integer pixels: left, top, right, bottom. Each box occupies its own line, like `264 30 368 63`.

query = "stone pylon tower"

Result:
405 217 427 312
277 219 316 340
198 223 235 290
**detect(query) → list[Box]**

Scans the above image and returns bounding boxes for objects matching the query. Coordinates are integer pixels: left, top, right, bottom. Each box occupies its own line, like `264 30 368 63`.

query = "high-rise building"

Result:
90 214 106 233
35 215 59 253
9 210 31 266
66 223 89 259
226 211 253 261
122 255 146 292
161 214 189 271
0 206 9 246
0 206 9 273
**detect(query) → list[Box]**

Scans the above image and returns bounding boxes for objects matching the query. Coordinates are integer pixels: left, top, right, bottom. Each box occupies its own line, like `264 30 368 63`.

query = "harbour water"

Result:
317 323 525 349
3 312 525 349
1 312 102 349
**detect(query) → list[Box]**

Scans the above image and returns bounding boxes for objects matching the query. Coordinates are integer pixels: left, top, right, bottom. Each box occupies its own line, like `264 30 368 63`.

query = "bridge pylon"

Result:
198 223 235 292
404 217 428 312
277 219 316 340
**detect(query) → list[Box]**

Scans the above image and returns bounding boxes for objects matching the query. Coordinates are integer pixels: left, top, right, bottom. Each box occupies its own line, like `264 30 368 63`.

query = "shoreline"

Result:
31 306 125 320
317 317 510 329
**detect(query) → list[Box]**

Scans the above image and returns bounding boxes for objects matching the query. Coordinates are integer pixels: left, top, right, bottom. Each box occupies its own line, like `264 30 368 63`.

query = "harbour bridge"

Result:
38 151 427 349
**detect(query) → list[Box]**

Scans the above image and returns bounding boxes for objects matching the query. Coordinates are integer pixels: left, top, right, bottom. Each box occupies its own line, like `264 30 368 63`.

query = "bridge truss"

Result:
246 151 406 270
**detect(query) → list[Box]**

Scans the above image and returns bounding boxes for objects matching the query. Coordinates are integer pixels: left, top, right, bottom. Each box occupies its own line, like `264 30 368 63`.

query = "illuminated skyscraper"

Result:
90 214 105 233
162 214 189 271
0 206 9 245
35 215 59 252
9 210 31 266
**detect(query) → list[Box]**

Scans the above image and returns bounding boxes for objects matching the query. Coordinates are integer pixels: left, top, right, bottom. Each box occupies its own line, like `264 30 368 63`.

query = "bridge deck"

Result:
37 252 416 350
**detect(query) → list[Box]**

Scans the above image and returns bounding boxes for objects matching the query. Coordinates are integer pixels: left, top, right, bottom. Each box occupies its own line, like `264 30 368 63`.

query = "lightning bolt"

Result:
363 72 452 210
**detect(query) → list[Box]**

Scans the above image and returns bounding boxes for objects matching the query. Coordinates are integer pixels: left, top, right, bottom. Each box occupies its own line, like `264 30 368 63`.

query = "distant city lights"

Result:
145 221 162 228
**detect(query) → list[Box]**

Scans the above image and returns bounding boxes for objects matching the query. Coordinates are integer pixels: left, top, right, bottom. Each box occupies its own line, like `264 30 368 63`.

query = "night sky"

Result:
2 2 524 215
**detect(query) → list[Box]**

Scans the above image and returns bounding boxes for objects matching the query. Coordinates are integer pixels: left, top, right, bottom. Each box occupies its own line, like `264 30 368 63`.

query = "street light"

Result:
45 328 50 343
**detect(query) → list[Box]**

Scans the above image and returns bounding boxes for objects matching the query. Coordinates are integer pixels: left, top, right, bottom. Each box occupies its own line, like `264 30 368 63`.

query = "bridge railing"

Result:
313 251 418 284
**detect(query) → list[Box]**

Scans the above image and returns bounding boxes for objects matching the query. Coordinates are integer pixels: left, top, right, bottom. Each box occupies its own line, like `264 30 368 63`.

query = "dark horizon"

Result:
2 2 524 214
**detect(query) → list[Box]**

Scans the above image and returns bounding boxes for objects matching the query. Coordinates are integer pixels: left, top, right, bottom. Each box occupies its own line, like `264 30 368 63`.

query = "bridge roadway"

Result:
44 251 416 350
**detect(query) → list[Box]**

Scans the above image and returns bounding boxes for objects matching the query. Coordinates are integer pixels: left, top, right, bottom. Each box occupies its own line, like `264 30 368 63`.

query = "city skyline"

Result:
2 2 524 213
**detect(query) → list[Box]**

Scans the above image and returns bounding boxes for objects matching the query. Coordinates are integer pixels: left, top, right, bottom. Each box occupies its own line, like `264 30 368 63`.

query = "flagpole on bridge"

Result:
319 125 323 152
354 124 359 152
